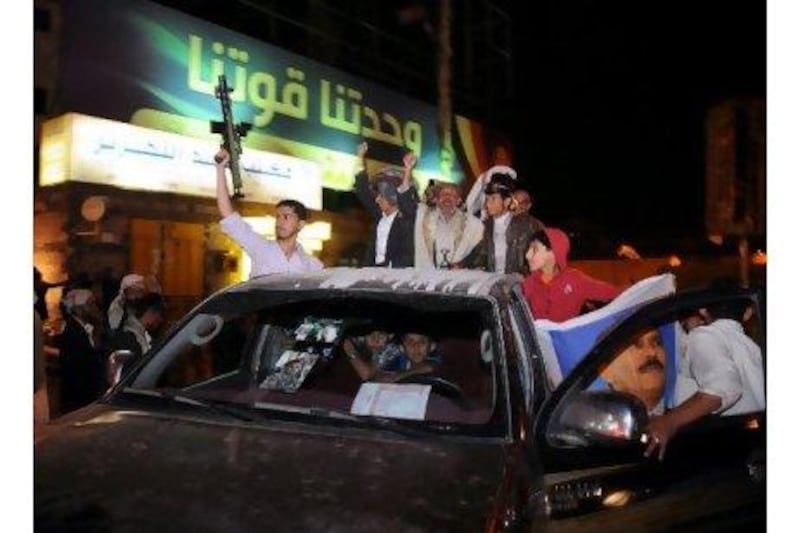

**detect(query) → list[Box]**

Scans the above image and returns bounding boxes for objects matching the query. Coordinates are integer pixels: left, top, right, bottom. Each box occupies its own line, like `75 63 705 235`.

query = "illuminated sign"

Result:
58 0 511 191
40 113 323 209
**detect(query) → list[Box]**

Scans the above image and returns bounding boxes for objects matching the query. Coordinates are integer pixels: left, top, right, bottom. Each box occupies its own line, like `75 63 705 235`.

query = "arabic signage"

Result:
56 0 509 192
40 113 323 209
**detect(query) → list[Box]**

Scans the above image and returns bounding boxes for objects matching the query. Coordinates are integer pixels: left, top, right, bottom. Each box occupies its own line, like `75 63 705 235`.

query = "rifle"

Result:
211 74 251 199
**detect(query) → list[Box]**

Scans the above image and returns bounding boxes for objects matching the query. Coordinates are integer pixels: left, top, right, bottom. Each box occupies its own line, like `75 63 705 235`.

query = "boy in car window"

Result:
381 333 443 382
345 331 441 382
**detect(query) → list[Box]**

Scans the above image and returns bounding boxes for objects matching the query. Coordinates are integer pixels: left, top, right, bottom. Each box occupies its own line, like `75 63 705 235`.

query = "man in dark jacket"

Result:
353 141 414 268
464 172 545 276
58 289 106 414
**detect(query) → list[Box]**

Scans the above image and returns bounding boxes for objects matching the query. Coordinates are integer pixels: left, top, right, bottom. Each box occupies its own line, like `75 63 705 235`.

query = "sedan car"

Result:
34 268 766 531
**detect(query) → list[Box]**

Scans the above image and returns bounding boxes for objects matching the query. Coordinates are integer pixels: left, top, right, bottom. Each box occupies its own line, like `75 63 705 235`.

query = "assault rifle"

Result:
211 74 252 199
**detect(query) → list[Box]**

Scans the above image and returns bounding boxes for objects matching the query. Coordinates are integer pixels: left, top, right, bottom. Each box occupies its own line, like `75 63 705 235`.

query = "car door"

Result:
532 287 766 531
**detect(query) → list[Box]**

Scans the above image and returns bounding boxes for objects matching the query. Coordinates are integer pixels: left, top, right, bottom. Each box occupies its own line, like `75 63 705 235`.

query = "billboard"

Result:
57 0 510 193
40 113 323 209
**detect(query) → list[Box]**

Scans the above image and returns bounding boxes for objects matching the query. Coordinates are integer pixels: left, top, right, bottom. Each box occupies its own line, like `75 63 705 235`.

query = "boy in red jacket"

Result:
522 227 623 322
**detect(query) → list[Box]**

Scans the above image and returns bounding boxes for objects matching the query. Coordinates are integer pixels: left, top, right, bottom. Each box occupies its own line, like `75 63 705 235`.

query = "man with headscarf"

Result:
463 170 545 275
464 164 518 221
107 274 147 331
353 141 414 267
106 292 167 382
397 152 484 269
58 289 106 414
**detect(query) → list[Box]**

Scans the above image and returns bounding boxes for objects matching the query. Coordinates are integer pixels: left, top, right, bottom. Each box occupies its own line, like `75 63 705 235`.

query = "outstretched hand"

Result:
644 414 677 461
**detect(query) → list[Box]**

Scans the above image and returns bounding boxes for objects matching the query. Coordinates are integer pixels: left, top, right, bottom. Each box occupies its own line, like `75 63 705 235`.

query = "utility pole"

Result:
437 0 453 180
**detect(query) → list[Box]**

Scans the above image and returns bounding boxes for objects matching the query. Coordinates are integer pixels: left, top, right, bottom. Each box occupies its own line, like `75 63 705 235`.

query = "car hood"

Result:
35 405 511 532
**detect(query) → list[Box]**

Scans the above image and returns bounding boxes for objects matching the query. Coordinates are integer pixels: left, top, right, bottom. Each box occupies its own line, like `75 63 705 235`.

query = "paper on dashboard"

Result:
350 383 431 420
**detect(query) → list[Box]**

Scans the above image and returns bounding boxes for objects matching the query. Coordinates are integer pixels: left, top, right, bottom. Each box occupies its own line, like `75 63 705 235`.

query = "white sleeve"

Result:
464 177 486 219
220 212 267 260
686 330 743 412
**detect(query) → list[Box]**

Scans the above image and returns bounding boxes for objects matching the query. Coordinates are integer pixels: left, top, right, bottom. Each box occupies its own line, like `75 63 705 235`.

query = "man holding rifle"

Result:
214 148 323 277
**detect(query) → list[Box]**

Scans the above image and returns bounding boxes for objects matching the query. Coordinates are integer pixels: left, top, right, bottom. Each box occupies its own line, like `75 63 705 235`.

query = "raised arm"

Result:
465 165 518 218
578 271 624 305
353 142 381 219
397 151 420 219
464 170 488 218
214 148 234 218
344 338 379 381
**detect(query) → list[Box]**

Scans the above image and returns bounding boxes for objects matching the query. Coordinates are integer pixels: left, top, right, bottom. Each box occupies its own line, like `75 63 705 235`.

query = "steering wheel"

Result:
396 373 465 400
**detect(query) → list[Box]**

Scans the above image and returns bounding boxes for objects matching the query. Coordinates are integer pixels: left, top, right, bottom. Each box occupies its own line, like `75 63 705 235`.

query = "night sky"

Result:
147 0 766 257
510 1 765 255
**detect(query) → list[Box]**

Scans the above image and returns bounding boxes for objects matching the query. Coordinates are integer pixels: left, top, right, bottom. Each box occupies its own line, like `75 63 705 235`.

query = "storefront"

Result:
34 113 370 322
34 0 513 323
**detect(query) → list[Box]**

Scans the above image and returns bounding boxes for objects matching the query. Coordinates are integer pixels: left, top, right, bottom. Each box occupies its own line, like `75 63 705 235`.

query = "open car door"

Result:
533 286 766 531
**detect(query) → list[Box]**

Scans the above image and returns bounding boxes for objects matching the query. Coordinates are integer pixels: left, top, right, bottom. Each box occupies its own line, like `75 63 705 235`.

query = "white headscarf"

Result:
119 274 145 296
62 289 94 315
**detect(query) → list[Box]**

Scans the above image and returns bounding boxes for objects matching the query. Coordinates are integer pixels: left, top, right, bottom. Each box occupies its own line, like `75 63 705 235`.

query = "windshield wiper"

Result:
304 407 438 436
120 388 257 422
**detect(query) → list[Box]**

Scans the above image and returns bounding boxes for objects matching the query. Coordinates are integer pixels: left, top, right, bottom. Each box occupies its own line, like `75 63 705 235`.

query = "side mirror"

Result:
107 349 135 386
548 390 648 448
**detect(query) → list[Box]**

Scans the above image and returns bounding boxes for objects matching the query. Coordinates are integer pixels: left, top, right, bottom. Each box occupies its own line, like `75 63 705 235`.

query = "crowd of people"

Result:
33 141 764 461
215 142 621 323
33 268 166 422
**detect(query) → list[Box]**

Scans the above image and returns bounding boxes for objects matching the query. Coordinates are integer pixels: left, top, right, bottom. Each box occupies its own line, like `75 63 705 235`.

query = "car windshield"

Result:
119 290 505 436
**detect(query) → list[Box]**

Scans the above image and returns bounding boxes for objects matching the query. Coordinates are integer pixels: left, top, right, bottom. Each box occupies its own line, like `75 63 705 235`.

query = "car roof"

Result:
223 267 520 299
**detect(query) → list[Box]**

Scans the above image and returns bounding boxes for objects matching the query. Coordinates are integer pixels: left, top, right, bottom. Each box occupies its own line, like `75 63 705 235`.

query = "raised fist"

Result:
402 152 417 170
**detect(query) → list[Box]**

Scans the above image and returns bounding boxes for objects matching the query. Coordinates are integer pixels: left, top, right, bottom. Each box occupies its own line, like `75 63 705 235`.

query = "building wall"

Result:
34 188 70 323
34 180 374 325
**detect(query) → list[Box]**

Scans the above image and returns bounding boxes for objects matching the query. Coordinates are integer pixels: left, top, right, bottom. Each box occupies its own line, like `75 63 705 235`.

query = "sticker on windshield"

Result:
294 318 344 343
260 350 319 393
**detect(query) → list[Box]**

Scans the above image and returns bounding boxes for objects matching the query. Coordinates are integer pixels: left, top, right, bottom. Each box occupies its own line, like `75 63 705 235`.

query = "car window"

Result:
125 293 505 436
544 291 766 450
596 297 765 418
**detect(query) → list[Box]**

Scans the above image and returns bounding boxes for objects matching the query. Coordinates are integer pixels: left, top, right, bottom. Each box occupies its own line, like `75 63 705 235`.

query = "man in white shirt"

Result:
646 297 765 460
215 148 323 277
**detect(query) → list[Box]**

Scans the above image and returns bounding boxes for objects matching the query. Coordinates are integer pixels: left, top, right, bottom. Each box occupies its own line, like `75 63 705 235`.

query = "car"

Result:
34 268 766 531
